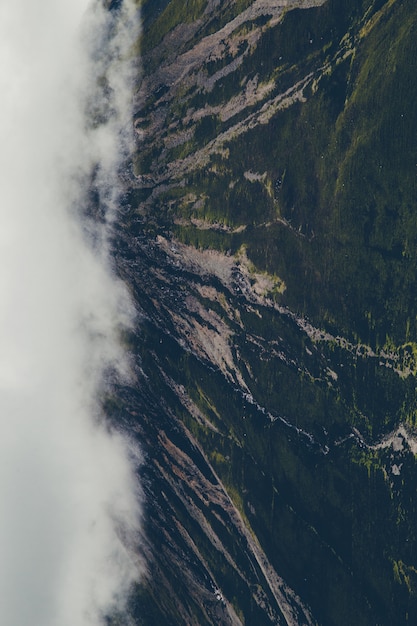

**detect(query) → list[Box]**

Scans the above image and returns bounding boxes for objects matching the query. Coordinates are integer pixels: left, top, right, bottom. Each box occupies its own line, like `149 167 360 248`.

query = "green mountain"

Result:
120 0 417 623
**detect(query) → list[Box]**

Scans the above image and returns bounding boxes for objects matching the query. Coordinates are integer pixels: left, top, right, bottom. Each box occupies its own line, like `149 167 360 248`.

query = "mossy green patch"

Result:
141 0 208 52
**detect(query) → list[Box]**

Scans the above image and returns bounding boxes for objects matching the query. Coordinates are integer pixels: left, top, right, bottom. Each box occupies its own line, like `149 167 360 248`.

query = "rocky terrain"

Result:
113 0 417 624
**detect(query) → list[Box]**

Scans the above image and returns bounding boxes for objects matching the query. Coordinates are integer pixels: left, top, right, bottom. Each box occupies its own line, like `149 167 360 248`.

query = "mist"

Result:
0 1 142 624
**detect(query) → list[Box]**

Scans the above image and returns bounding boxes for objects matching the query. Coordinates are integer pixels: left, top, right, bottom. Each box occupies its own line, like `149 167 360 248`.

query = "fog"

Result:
0 1 142 624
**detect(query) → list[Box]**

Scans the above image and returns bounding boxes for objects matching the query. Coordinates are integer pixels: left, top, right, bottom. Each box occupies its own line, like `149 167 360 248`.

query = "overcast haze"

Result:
0 1 142 624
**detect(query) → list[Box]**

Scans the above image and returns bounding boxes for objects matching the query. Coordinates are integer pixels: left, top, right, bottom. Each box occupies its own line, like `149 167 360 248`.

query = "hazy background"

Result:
0 1 142 624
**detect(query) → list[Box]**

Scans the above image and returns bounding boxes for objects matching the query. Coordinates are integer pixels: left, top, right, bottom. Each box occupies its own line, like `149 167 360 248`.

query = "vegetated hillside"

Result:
123 0 417 624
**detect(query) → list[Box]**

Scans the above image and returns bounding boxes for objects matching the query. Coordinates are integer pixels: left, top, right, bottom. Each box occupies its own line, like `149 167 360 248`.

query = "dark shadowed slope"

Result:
118 0 417 623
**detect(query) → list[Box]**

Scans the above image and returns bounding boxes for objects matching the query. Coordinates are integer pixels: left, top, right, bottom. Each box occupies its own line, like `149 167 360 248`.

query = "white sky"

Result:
0 1 142 624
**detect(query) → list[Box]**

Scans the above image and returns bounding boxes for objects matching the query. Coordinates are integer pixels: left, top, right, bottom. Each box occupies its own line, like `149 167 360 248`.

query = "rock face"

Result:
116 0 417 624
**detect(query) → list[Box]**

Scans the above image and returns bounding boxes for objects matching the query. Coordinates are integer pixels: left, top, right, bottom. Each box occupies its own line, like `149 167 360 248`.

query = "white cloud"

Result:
0 1 142 624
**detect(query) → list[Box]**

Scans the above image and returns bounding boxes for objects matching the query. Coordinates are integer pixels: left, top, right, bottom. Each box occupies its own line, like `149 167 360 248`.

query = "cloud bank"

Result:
0 1 142 624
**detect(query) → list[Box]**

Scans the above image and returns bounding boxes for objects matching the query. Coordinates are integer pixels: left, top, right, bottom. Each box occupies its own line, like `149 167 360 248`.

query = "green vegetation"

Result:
141 0 208 52
147 0 417 347
134 0 417 624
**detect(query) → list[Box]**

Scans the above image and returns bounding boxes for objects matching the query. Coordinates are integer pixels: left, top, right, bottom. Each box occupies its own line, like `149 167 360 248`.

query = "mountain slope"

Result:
120 0 417 623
